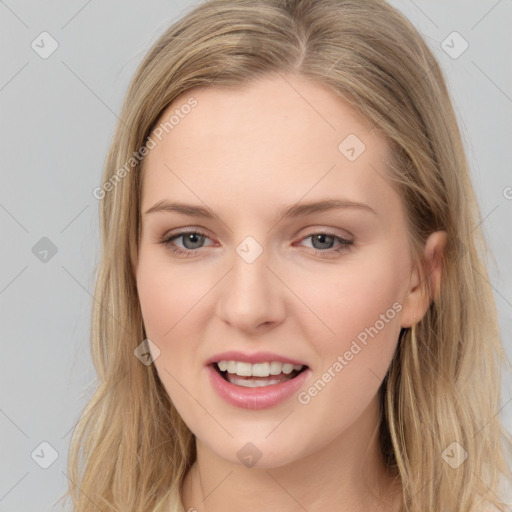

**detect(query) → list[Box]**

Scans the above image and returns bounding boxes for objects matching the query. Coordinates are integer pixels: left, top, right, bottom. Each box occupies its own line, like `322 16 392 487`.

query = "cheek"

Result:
137 265 177 341
136 247 205 340
136 250 206 419
328 275 402 346
135 249 203 400
300 251 406 345
290 272 403 446
295 251 406 399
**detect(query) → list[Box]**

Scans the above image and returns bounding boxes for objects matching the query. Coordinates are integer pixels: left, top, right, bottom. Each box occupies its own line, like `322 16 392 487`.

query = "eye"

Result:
298 230 353 257
159 230 212 257
158 229 353 258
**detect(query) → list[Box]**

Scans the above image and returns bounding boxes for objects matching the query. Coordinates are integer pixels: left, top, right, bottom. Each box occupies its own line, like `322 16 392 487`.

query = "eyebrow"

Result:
144 198 376 219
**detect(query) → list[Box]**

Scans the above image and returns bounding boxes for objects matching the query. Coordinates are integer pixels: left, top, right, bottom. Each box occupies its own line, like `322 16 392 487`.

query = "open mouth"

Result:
211 362 308 388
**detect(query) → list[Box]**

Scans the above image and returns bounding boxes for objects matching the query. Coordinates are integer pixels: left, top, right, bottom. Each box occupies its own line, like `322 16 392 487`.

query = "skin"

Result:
135 73 446 512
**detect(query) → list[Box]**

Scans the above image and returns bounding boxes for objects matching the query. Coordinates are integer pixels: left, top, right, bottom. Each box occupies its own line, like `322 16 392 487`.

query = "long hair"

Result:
59 0 512 510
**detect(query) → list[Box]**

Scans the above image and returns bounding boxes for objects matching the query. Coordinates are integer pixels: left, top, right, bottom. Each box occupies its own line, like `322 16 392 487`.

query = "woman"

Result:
62 0 512 510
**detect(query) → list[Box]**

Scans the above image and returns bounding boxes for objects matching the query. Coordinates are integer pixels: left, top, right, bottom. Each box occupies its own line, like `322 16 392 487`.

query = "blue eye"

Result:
159 230 353 258
301 231 353 256
160 230 211 257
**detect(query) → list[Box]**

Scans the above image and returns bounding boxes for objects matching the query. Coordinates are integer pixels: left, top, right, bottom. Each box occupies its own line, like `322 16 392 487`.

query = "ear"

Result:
400 230 448 328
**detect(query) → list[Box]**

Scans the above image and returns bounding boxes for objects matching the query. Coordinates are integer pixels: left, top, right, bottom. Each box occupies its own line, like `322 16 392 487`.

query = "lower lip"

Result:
206 364 310 410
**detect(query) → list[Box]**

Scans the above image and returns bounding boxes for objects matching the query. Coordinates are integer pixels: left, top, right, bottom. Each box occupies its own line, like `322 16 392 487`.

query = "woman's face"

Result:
136 74 422 468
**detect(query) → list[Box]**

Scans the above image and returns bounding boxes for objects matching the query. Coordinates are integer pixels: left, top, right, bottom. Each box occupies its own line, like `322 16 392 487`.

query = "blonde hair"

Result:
59 0 512 510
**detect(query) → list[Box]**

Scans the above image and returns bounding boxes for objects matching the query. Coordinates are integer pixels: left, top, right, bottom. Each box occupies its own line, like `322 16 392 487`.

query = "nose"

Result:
215 242 286 333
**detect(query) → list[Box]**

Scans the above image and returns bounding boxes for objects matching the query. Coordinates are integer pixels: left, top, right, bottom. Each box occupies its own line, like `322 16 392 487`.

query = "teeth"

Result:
252 362 269 377
216 360 305 377
269 361 283 375
228 376 285 387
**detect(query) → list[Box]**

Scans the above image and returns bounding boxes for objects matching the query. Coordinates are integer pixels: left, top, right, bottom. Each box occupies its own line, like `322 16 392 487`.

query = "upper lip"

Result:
206 350 309 367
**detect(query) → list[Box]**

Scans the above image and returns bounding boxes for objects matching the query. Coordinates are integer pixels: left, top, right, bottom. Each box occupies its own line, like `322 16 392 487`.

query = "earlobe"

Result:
400 231 448 328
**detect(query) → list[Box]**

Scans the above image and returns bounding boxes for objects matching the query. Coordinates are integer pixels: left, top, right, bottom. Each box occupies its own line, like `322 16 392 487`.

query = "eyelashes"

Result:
160 230 212 257
158 229 353 259
300 231 353 254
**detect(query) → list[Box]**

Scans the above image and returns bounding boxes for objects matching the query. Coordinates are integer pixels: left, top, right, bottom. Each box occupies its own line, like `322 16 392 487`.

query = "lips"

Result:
204 349 311 409
206 363 311 409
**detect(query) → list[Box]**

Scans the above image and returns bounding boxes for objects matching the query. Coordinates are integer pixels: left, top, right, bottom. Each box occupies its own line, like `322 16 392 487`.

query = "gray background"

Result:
1 1 511 510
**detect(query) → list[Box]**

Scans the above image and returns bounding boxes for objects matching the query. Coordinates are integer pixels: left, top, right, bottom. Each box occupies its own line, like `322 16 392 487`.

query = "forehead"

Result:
141 74 397 218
